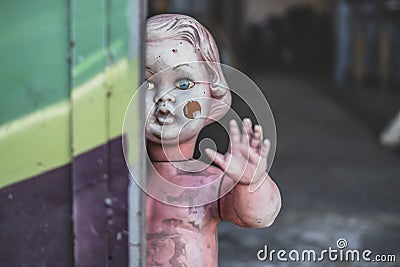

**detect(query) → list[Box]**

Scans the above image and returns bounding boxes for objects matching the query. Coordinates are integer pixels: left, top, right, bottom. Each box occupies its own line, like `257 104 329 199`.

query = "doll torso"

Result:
146 162 223 267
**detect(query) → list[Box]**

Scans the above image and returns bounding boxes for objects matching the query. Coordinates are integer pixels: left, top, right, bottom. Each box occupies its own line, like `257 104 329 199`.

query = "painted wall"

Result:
0 0 143 266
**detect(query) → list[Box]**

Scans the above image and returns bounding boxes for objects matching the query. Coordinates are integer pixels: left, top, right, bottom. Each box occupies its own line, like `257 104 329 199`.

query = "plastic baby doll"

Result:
145 14 281 267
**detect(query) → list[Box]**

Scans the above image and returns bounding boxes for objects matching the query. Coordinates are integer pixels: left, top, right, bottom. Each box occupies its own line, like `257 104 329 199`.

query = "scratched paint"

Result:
183 101 201 119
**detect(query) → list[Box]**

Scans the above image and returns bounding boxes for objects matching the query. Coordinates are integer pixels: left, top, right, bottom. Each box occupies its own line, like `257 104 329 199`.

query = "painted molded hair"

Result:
146 14 231 122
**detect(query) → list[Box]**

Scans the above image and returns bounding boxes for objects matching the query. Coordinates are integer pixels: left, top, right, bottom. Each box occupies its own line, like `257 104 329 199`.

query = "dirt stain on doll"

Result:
188 221 200 231
147 218 187 267
183 101 201 119
166 189 199 206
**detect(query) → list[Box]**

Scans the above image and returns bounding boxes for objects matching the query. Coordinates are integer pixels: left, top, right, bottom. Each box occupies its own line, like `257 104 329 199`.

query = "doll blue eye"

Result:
175 78 195 90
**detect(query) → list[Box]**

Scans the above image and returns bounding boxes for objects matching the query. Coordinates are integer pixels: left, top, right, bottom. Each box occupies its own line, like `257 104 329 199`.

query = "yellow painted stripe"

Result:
0 59 139 188
108 59 139 139
72 64 109 156
0 100 71 188
72 59 138 155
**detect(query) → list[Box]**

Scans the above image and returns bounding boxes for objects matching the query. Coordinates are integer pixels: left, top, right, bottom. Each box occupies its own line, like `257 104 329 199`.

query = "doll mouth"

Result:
155 106 175 125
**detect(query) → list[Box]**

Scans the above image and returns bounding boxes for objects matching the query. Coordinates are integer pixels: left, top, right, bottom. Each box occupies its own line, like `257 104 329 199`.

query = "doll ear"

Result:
206 83 231 124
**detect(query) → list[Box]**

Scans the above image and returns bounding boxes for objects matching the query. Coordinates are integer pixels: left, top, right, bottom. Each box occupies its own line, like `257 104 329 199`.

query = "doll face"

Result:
145 39 212 145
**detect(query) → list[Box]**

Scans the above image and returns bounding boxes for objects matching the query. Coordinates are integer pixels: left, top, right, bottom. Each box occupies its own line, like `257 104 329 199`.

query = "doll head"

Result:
145 14 231 145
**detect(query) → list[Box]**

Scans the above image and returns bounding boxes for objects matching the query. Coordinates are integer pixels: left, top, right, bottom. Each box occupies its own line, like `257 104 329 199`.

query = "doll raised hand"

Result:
144 14 281 267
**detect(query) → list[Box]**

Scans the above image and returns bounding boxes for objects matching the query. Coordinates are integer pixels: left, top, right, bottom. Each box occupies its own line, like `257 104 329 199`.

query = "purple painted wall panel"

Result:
0 166 74 266
72 137 129 267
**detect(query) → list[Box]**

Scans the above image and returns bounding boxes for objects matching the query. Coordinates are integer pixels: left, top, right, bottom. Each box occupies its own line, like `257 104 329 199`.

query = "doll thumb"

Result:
205 148 225 168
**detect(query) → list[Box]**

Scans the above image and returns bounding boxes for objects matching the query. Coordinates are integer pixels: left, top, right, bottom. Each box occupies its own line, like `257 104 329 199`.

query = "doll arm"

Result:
205 119 281 227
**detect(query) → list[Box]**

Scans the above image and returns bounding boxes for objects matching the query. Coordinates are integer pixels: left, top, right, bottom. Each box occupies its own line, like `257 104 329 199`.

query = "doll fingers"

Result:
241 118 253 144
260 139 271 159
205 148 226 170
250 135 261 148
255 124 263 140
250 124 263 148
229 120 241 147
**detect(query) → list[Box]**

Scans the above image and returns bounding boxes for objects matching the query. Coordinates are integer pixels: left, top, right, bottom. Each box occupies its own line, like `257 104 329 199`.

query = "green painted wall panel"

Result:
109 0 130 63
0 1 70 124
0 0 141 186
71 0 107 87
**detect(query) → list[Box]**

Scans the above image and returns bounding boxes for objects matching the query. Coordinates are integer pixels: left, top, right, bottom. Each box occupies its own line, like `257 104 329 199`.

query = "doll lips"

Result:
155 107 175 125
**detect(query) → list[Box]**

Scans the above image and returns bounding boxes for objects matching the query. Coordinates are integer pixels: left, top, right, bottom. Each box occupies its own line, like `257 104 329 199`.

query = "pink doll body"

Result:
145 14 281 267
146 160 222 266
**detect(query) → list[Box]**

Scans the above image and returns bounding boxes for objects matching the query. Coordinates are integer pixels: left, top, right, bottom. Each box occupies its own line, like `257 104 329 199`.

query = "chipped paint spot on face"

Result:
172 48 178 54
183 101 201 119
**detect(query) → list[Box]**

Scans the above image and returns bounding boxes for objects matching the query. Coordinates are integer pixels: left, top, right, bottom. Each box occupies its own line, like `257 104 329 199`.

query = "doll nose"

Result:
154 90 175 103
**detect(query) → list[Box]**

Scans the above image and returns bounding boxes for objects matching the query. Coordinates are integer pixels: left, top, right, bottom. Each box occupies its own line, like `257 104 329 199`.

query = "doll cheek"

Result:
183 100 201 119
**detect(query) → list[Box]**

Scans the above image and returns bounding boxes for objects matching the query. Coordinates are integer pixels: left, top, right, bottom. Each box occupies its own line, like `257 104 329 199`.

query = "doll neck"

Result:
147 139 197 162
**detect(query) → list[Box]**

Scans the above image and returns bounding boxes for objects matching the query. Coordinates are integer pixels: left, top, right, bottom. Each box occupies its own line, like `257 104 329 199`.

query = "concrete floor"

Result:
218 74 400 266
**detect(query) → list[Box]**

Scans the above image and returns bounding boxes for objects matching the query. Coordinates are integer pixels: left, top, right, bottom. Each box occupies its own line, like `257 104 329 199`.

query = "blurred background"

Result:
149 0 400 266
